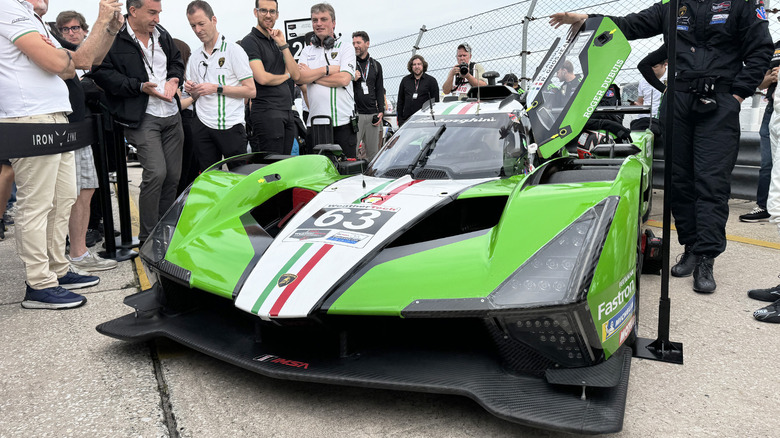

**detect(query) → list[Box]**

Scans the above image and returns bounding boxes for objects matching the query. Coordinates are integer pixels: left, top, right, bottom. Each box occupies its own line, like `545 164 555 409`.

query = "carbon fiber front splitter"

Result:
97 287 631 435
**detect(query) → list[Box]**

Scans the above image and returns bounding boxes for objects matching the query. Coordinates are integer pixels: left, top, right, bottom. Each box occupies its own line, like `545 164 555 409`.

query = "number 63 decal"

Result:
300 206 396 235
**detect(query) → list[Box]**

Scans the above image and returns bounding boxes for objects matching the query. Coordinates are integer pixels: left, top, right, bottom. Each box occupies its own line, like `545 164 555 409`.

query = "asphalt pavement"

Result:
1 164 779 437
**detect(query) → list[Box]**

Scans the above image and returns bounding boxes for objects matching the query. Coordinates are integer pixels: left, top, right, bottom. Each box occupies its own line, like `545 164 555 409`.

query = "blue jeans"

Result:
758 104 774 208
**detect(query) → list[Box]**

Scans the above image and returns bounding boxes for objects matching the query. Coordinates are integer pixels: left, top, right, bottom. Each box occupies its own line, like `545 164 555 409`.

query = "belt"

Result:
675 79 732 93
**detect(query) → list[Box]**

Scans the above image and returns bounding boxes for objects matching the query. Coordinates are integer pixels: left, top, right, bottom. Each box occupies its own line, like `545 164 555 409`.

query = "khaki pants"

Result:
2 113 76 289
356 114 383 161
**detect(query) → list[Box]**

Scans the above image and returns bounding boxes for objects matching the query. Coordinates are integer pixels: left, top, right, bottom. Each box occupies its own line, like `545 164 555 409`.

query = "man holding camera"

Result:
296 3 357 158
351 31 384 161
442 42 486 100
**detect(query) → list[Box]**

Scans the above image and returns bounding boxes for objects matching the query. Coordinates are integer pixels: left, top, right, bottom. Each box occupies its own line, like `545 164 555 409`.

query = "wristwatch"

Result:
217 85 224 95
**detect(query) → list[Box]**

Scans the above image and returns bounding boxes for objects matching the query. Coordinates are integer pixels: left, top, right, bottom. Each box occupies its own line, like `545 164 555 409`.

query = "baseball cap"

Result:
500 73 518 85
457 42 472 53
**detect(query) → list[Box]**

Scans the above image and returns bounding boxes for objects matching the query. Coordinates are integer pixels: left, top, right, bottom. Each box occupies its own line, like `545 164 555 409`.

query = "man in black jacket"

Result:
352 31 384 160
550 2 773 293
91 0 185 244
397 54 439 127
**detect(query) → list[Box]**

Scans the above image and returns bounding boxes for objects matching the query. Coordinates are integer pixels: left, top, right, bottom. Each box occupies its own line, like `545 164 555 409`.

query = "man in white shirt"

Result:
0 0 122 309
442 42 486 100
184 0 255 170
631 59 666 130
296 3 357 157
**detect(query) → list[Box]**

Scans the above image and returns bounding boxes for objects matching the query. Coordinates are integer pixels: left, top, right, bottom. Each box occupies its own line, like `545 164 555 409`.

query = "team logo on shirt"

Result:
218 57 225 67
331 52 338 59
711 1 731 13
678 6 687 16
756 6 767 20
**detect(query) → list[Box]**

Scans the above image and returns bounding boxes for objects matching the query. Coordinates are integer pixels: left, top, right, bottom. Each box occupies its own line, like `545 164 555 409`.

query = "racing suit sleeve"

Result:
730 5 773 99
602 2 665 41
638 45 667 93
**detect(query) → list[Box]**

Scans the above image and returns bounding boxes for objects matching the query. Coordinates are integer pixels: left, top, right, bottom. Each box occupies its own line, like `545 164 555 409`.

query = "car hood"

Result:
234 175 495 320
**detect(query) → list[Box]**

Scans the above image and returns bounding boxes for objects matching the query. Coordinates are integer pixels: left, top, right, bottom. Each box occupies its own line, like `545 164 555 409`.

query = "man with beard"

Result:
397 54 439 127
184 1 255 170
240 0 300 154
351 31 384 160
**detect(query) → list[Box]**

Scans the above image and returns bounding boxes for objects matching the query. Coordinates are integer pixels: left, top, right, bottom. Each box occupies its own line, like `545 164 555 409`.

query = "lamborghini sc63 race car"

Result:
99 18 654 434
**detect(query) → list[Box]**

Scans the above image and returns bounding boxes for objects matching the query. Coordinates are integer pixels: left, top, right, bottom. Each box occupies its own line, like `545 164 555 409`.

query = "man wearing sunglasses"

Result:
184 0 255 171
240 0 300 155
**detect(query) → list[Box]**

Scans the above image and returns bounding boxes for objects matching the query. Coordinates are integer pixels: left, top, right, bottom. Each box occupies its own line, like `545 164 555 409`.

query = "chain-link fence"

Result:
371 0 780 109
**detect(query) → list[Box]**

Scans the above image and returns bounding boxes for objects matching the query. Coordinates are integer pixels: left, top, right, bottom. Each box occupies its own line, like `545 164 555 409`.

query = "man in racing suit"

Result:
551 2 773 293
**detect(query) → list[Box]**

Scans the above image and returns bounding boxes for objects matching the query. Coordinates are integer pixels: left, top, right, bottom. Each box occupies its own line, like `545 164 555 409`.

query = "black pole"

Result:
634 0 683 364
112 124 140 250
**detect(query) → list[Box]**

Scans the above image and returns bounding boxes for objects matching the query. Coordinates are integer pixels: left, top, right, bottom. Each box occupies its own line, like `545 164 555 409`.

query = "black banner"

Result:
0 119 95 160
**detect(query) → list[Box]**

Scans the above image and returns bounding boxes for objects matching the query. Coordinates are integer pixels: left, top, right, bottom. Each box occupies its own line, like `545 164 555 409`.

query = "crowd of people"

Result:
2 0 780 324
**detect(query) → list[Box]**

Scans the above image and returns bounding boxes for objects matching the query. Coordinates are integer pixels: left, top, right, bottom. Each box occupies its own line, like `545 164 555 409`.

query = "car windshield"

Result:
366 113 526 180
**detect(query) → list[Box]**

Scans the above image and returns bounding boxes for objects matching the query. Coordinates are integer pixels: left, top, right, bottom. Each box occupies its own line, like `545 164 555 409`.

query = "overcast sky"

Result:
44 0 490 51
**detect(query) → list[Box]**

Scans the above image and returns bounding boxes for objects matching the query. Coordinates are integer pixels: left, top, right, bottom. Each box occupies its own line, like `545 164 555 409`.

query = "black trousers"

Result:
249 108 295 155
190 117 247 171
660 91 741 257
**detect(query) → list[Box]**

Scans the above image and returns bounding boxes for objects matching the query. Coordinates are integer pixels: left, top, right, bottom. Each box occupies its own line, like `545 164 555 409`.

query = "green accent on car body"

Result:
537 18 631 159
441 103 461 115
456 176 525 199
352 179 395 203
165 155 343 298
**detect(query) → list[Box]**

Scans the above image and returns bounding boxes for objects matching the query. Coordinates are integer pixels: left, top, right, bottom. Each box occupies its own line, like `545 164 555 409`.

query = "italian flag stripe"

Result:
269 244 334 317
458 102 477 114
441 103 461 115
251 243 313 314
351 179 395 204
373 180 423 206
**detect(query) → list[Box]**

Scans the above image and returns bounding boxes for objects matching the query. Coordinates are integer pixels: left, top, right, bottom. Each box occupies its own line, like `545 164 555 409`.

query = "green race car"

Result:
99 18 656 434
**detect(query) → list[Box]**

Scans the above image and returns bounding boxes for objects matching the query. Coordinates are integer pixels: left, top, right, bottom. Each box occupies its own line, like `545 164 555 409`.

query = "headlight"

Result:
140 187 191 264
489 196 618 308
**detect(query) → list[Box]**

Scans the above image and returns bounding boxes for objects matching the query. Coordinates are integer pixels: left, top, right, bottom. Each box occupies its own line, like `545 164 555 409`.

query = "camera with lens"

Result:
459 62 469 76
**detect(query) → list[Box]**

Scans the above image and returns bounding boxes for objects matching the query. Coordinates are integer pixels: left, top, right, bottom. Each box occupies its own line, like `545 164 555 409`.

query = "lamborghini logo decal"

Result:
218 57 225 67
278 273 298 287
330 51 338 59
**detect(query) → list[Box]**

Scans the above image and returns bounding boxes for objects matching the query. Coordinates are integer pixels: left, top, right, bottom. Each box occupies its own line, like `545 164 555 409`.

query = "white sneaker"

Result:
68 250 118 272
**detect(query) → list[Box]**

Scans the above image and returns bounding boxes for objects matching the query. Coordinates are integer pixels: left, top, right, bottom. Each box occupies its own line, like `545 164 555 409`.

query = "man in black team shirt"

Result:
241 0 300 154
396 54 439 127
351 31 384 160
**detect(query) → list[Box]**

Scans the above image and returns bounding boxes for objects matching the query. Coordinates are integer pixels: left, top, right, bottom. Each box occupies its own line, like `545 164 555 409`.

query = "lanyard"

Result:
357 57 370 81
414 77 421 94
33 14 50 39
135 33 156 77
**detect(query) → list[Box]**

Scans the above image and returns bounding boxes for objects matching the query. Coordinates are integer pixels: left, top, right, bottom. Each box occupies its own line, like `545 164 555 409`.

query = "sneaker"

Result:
693 256 716 293
739 206 770 223
58 267 99 289
671 248 699 278
2 212 12 225
21 285 86 309
753 299 780 323
69 250 118 272
747 284 780 302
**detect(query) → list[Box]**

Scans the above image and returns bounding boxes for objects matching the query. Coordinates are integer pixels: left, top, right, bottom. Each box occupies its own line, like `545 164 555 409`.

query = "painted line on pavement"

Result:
646 220 780 250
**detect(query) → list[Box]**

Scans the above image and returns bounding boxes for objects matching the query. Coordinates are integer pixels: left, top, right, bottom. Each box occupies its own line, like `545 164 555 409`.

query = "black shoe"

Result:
671 249 699 277
693 256 716 293
747 284 780 302
0 218 5 240
85 228 101 248
753 299 780 323
739 206 770 223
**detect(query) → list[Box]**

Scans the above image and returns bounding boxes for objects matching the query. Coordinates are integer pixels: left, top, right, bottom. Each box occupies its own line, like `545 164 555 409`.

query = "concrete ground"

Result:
1 164 779 437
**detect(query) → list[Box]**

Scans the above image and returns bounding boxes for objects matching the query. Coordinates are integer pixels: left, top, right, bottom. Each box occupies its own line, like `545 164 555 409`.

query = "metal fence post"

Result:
412 25 427 56
521 0 537 91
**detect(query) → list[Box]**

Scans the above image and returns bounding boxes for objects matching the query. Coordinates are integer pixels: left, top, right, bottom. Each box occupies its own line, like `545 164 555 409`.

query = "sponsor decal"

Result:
307 55 316 61
32 130 77 147
253 354 310 369
597 268 636 321
277 273 298 287
710 13 729 24
218 57 225 67
677 16 690 25
12 17 30 24
586 59 624 118
677 25 689 31
327 231 368 245
348 63 354 69
289 229 329 240
618 315 636 345
679 6 687 16
606 89 615 98
602 296 635 342
407 117 496 125
330 51 338 59
711 1 731 12
757 6 767 20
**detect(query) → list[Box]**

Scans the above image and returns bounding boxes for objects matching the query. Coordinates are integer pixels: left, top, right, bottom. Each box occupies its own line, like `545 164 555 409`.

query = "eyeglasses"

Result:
60 25 82 34
255 8 278 15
